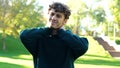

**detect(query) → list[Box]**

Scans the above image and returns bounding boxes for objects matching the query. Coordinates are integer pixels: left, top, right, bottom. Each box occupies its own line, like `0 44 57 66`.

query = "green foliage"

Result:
109 37 120 45
115 37 120 45
91 7 106 24
66 0 107 36
116 40 120 45
109 0 120 29
67 0 88 34
0 0 45 37
0 0 45 50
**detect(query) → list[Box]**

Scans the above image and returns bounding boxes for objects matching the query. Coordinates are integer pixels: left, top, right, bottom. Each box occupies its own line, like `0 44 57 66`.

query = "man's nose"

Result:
52 15 57 20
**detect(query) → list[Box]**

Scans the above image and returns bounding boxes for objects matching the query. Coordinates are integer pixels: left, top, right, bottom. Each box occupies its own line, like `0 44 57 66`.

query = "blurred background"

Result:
0 0 120 68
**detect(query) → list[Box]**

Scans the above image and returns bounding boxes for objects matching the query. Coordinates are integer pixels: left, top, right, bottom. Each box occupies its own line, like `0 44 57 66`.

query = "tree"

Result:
0 0 44 50
91 7 106 24
0 0 10 50
109 0 120 36
91 6 106 36
66 0 106 36
67 0 88 35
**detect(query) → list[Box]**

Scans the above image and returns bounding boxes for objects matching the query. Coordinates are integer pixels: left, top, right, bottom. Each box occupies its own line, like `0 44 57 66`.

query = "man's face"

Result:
47 9 67 29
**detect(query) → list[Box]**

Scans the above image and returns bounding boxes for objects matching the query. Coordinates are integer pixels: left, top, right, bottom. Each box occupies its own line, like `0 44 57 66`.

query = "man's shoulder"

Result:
23 27 45 32
20 27 47 36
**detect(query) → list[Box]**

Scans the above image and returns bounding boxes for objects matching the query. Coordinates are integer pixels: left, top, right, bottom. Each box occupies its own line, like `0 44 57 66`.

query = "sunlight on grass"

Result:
75 64 120 68
18 54 32 60
0 56 33 68
85 36 111 57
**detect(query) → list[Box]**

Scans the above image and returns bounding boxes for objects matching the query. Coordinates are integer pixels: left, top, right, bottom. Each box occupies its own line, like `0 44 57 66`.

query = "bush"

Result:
115 40 120 45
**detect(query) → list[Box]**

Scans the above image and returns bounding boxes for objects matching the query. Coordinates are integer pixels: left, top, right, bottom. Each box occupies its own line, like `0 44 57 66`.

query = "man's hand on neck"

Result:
50 27 60 35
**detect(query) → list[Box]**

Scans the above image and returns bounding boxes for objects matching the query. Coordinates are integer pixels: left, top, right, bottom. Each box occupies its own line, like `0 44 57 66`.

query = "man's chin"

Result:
50 26 60 29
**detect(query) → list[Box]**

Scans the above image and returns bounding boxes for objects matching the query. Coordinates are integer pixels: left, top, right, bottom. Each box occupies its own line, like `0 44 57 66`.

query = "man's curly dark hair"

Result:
48 2 71 19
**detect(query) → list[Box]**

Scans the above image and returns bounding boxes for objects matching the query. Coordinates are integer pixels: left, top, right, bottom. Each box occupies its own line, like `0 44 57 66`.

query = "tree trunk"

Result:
73 25 79 35
2 37 6 50
2 29 6 51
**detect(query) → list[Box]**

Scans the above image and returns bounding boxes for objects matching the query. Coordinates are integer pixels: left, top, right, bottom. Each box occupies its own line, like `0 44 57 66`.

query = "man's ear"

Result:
64 19 68 24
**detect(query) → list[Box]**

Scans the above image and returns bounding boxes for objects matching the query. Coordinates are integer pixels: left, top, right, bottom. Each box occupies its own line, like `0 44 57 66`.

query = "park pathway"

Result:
94 37 120 58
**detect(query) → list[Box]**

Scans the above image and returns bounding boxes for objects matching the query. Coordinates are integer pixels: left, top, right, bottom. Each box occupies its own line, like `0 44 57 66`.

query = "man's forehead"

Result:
49 9 64 14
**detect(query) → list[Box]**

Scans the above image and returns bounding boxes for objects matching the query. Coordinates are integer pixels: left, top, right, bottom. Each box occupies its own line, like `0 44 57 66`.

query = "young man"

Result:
20 2 88 68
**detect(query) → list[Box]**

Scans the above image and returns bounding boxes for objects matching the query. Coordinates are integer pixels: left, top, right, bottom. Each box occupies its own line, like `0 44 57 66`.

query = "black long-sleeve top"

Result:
20 27 88 68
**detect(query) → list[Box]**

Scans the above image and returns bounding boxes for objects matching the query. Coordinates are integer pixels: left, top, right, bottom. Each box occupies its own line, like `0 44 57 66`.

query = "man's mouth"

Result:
51 20 57 24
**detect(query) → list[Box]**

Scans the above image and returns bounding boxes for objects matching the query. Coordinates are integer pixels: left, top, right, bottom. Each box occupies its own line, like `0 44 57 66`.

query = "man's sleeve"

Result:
58 29 89 60
20 28 42 56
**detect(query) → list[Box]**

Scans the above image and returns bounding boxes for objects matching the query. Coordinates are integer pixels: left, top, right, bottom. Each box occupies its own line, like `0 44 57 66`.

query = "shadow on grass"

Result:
75 54 120 67
0 53 32 60
0 49 32 60
0 34 32 68
0 37 32 60
0 62 27 68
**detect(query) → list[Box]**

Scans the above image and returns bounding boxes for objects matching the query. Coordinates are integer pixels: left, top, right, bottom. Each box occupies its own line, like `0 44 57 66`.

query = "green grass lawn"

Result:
0 35 120 68
0 35 33 68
